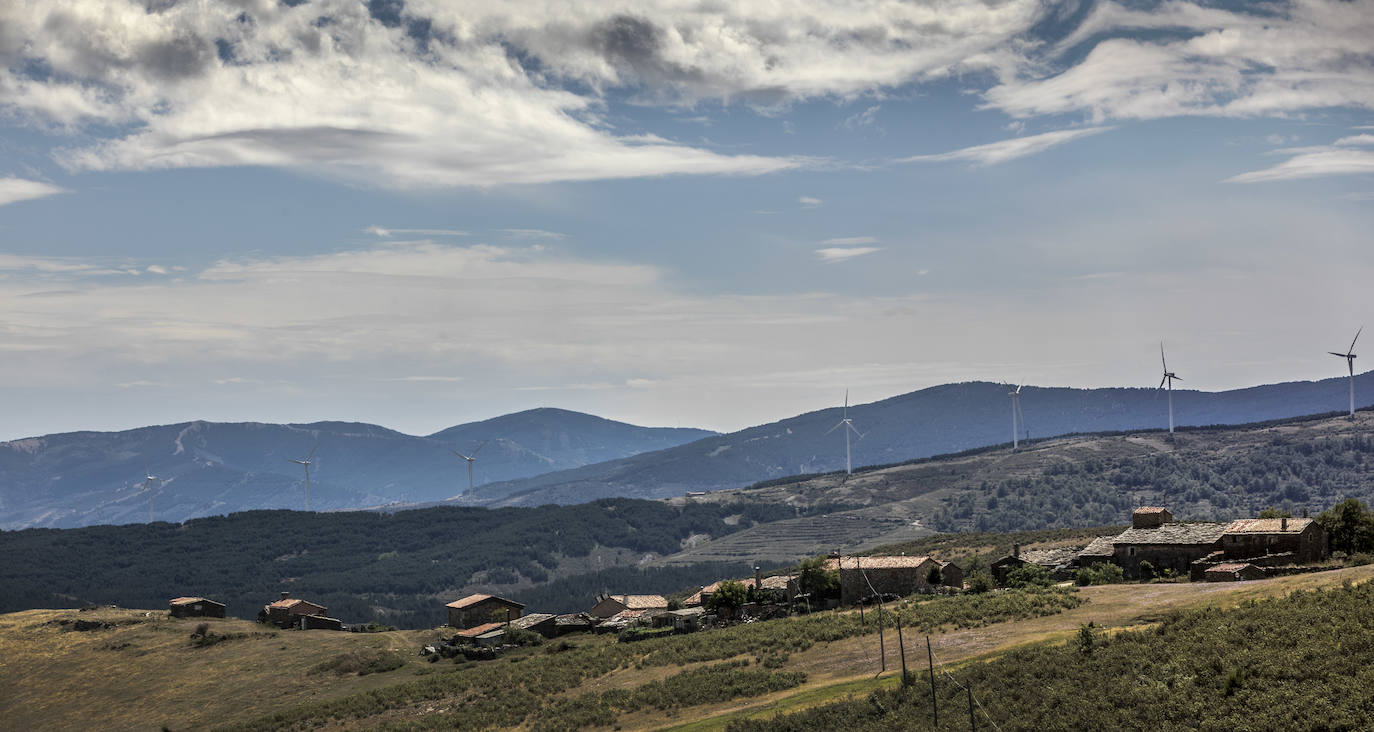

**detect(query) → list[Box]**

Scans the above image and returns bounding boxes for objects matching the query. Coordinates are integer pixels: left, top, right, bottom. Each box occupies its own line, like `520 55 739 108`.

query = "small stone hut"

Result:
589 594 668 619
835 555 942 604
169 596 226 618
1204 562 1266 582
263 592 329 628
446 594 525 629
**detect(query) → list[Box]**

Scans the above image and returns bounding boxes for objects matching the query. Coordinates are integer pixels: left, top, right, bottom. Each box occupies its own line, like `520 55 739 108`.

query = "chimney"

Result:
1282 517 1288 531
754 565 762 590
1013 543 1020 558
280 591 290 600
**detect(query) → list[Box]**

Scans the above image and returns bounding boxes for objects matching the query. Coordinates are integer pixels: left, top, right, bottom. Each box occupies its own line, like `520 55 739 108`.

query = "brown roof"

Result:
267 598 304 609
619 595 668 610
454 621 505 638
758 575 795 590
1224 518 1314 535
1207 562 1257 573
446 593 525 610
1134 506 1170 514
837 556 934 570
169 596 209 605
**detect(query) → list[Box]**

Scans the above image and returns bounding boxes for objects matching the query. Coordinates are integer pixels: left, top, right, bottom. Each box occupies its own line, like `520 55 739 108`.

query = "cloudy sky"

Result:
1 0 1372 440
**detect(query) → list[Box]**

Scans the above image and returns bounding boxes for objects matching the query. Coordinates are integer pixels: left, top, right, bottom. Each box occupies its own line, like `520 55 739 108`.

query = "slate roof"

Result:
836 555 935 570
1079 536 1117 557
509 613 555 631
555 613 595 627
1020 548 1080 567
1111 522 1228 546
1225 518 1314 535
446 593 524 610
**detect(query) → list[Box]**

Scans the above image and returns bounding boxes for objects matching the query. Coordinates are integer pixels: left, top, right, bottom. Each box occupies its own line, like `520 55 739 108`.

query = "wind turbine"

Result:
287 444 318 511
1008 383 1027 450
825 390 864 475
1329 327 1362 418
141 465 159 523
1158 343 1182 435
452 440 487 493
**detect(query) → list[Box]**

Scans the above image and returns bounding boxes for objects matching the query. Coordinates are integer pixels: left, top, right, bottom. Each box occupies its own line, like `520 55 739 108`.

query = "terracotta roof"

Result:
611 595 668 610
837 555 934 570
267 598 305 609
1079 536 1117 557
1207 563 1257 573
1225 518 1313 535
1112 522 1228 546
170 596 209 605
1134 506 1170 514
455 621 505 638
446 593 524 610
758 575 795 590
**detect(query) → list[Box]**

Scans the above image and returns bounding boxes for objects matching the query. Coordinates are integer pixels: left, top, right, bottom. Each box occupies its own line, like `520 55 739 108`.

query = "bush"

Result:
1076 563 1125 586
504 628 545 646
965 570 995 594
1005 564 1053 589
311 649 405 676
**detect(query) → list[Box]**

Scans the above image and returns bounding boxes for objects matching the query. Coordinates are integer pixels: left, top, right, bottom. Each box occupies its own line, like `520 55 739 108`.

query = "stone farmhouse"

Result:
446 593 524 629
262 592 341 630
831 555 962 604
589 594 668 619
168 596 226 618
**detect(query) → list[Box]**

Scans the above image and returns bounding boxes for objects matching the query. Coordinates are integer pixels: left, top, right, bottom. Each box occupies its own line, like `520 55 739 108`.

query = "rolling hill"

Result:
468 374 1374 506
0 408 714 529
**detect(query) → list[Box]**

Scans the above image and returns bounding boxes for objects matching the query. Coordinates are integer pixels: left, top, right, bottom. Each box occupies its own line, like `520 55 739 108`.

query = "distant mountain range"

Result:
0 409 714 529
464 373 1374 507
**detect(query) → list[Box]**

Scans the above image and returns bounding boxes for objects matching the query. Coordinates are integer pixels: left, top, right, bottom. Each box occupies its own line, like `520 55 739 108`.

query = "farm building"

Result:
263 593 330 628
168 596 226 618
1076 536 1117 566
835 555 950 604
589 594 668 618
1222 518 1328 563
554 613 596 635
446 593 524 629
668 607 706 632
1204 562 1266 582
936 561 964 588
509 612 557 638
1109 519 1228 579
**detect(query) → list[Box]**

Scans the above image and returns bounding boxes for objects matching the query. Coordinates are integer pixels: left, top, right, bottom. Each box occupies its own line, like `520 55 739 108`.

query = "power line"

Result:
929 646 1004 732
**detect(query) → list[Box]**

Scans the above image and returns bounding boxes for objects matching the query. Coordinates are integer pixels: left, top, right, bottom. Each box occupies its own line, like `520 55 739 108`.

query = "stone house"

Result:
263 592 329 628
509 612 557 639
168 596 226 618
835 556 942 604
446 593 525 629
589 594 668 619
1222 518 1328 563
1109 509 1227 578
1204 562 1266 582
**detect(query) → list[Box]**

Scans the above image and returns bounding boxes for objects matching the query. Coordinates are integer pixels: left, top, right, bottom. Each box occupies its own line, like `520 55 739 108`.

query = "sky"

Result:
1 0 1373 441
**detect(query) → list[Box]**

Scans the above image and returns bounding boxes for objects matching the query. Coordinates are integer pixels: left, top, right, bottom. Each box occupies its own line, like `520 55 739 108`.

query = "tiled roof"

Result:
1079 536 1117 557
267 598 304 609
758 575 795 590
1134 506 1170 514
1112 522 1228 546
169 596 208 605
446 593 524 610
837 556 934 570
618 595 668 610
1225 518 1313 535
455 621 505 638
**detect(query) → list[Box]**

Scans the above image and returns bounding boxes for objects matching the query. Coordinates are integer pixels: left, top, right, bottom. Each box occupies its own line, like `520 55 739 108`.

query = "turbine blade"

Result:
1160 342 1167 372
848 424 865 439
1158 376 1167 390
1331 352 1350 358
307 443 319 461
1172 375 1183 382
1352 326 1363 353
825 421 844 435
471 440 488 458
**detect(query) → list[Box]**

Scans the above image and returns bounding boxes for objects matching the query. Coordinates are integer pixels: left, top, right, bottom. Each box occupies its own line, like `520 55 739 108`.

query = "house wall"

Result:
839 562 936 604
589 597 627 618
170 602 225 618
939 564 965 588
1223 524 1328 563
1113 542 1221 578
449 599 523 629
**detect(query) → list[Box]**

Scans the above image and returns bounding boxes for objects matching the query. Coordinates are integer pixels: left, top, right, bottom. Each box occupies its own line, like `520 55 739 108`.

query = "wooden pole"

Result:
896 615 909 684
877 600 886 672
967 684 976 731
927 635 938 726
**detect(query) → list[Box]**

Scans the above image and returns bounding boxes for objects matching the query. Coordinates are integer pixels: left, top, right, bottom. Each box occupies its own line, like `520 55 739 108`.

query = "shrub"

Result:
1076 563 1125 586
1006 564 1053 589
965 570 995 594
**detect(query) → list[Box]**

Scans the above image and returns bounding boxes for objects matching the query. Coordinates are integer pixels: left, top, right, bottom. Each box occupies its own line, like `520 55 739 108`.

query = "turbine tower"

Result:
1329 326 1362 418
287 444 318 511
825 390 864 475
1008 383 1026 450
141 465 159 523
452 440 488 493
1158 343 1182 435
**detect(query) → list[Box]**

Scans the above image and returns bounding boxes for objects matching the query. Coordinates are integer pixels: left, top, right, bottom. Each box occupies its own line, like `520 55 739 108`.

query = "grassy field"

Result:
5 564 1374 731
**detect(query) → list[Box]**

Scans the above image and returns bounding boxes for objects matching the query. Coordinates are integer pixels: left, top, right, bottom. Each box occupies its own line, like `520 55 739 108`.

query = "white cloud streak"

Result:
816 246 882 262
0 178 67 206
899 127 1114 166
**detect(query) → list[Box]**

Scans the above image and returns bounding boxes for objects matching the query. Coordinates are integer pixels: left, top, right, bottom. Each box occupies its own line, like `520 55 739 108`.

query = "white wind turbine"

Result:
1329 326 1362 418
825 390 864 475
1008 382 1027 450
452 440 488 493
141 465 160 523
1158 343 1182 435
287 444 318 511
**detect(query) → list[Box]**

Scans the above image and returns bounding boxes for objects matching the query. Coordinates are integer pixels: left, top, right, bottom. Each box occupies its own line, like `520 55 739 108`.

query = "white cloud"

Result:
1226 147 1374 183
899 127 1113 166
498 229 567 240
798 196 823 208
0 178 67 206
816 246 882 262
1335 134 1374 147
367 226 469 238
822 236 878 246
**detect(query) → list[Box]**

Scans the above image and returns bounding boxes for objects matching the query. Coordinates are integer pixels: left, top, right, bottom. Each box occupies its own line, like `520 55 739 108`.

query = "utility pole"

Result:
896 615 909 684
927 635 938 727
876 600 886 672
968 685 977 731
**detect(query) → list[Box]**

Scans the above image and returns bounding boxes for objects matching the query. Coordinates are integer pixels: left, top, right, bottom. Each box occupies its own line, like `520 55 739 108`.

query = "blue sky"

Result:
1 0 1373 440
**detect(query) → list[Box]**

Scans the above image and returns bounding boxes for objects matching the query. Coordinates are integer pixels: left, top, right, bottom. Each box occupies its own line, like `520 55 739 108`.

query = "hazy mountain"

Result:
0 408 714 529
470 373 1374 506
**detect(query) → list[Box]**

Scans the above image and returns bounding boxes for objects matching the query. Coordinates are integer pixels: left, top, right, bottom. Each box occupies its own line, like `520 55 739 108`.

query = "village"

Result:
162 505 1333 656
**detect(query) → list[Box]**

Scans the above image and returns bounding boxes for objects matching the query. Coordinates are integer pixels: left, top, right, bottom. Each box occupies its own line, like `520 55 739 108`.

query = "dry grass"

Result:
0 607 441 731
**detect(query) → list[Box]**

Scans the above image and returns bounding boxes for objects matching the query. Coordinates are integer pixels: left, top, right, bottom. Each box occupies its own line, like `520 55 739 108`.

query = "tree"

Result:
797 556 840 598
926 565 943 586
1317 499 1374 554
1258 507 1292 519
1006 564 1053 589
706 580 748 614
965 570 995 594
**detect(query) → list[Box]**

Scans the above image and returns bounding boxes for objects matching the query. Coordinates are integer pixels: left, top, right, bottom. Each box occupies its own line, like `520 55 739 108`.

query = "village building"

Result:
446 593 524 629
509 612 557 638
1222 517 1328 563
1109 517 1228 578
835 555 946 604
936 561 965 588
992 544 1076 584
453 621 506 644
168 596 226 618
553 613 596 635
668 607 706 632
1204 562 1266 582
1076 536 1118 567
589 594 668 619
263 592 330 628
